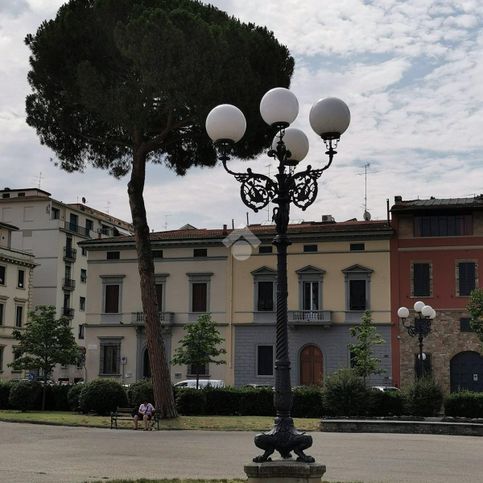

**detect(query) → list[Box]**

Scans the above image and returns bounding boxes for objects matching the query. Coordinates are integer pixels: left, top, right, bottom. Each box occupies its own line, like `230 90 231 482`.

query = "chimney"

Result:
394 195 402 203
222 224 228 235
321 214 335 223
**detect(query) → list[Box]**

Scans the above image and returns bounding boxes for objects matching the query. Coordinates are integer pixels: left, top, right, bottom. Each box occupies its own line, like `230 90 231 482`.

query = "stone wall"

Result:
399 310 481 393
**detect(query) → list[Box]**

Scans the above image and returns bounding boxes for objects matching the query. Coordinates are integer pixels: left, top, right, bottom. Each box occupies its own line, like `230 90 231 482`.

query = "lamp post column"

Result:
273 162 292 419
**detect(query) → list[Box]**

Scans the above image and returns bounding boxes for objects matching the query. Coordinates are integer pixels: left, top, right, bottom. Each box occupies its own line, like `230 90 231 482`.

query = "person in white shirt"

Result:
133 400 155 430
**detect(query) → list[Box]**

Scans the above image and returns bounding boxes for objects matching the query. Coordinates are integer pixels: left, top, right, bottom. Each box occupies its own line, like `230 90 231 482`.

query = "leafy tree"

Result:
468 288 483 345
25 0 293 417
171 314 226 389
8 305 81 410
349 310 385 385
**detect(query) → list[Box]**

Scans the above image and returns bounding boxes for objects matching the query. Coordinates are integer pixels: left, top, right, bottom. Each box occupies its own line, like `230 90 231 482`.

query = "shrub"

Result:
369 390 405 416
9 381 41 411
79 379 128 415
292 386 325 418
404 377 443 417
324 369 371 416
127 380 154 408
444 391 483 418
67 384 84 411
0 381 13 409
175 388 206 415
239 387 274 416
205 388 241 415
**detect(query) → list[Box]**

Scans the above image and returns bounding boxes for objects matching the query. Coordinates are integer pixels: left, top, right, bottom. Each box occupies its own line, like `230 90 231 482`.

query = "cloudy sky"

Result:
1 0 482 231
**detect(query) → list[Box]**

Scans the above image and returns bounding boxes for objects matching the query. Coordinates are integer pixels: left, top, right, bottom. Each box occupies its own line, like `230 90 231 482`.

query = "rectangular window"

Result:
152 250 163 259
350 243 365 251
0 346 3 372
81 247 87 256
85 219 94 232
257 345 274 376
16 306 23 327
302 281 319 311
193 248 207 257
413 263 431 297
192 282 207 312
0 266 5 285
303 244 317 252
458 262 476 296
414 214 472 237
78 324 85 340
2 193 10 199
0 303 3 325
349 280 366 310
51 207 60 219
80 269 87 283
79 297 86 312
460 318 473 332
17 270 25 288
155 284 163 311
106 251 120 260
100 342 120 375
104 285 120 313
258 281 274 311
259 246 273 254
189 363 208 376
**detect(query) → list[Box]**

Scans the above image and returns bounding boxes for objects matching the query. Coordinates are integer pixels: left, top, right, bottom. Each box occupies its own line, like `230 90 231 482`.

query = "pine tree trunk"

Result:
127 148 177 418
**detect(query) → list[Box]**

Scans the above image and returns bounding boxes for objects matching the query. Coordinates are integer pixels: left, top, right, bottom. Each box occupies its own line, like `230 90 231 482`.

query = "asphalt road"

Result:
1 421 482 483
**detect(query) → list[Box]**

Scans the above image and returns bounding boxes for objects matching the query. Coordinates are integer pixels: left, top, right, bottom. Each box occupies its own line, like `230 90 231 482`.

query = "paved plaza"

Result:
0 421 482 482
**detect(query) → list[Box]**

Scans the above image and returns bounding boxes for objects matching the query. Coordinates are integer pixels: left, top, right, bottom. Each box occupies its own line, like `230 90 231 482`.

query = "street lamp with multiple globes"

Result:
205 87 350 463
397 301 436 378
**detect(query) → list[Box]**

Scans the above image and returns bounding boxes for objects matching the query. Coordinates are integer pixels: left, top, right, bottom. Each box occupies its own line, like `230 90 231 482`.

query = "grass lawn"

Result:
0 410 321 431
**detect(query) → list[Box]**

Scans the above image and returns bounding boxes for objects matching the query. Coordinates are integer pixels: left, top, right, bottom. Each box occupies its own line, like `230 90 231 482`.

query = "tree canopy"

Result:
171 314 226 389
26 0 294 175
9 305 81 409
25 0 293 417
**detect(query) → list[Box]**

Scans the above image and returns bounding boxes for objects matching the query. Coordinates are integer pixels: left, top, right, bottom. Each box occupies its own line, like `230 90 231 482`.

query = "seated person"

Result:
133 400 155 430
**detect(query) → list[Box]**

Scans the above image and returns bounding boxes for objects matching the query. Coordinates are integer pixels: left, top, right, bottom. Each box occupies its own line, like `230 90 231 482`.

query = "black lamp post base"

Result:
253 417 314 463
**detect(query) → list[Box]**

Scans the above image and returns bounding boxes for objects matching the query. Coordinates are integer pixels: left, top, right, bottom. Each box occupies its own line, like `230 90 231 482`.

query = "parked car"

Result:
174 379 224 389
371 385 400 392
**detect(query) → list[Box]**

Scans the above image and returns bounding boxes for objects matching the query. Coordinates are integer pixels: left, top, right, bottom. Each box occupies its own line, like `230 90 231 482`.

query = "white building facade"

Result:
0 187 132 382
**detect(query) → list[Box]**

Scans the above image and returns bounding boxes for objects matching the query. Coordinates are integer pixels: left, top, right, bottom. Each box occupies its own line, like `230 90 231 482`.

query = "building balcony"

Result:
62 307 75 318
62 278 76 291
132 312 174 325
64 221 91 238
63 247 77 262
288 310 332 327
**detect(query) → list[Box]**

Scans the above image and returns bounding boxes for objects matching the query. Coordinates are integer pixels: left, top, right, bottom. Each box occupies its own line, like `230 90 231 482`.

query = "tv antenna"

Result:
35 172 43 189
164 214 171 231
358 162 377 220
104 201 111 214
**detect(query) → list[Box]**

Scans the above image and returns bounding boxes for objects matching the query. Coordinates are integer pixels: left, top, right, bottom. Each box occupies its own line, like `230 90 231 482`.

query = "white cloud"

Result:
0 0 483 229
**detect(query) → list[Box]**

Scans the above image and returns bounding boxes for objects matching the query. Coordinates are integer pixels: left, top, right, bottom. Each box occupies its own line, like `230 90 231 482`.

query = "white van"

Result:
174 379 224 389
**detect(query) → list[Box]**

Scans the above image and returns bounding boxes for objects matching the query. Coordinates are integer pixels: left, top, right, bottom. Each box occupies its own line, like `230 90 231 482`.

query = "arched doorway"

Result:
143 347 151 379
450 351 483 392
300 345 323 386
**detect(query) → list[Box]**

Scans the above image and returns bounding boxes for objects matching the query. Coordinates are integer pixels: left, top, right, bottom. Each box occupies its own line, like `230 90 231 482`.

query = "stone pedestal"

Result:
244 460 326 483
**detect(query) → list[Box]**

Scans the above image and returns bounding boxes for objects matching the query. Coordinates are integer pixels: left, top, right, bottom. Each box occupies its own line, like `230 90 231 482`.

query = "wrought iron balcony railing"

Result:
132 312 174 325
288 310 332 325
63 247 77 262
62 278 76 291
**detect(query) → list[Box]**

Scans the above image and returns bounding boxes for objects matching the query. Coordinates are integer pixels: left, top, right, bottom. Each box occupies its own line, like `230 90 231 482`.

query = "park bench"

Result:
110 407 160 430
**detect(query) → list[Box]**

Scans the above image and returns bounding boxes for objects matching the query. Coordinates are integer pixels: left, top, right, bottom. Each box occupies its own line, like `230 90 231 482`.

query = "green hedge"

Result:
444 391 483 418
176 388 206 415
369 390 405 417
404 377 443 417
9 381 42 411
127 380 155 408
0 381 13 409
79 379 128 415
292 386 325 418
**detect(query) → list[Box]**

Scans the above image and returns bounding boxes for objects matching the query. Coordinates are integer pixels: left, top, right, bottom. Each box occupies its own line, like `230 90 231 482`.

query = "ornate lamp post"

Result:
206 88 350 463
397 301 436 378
